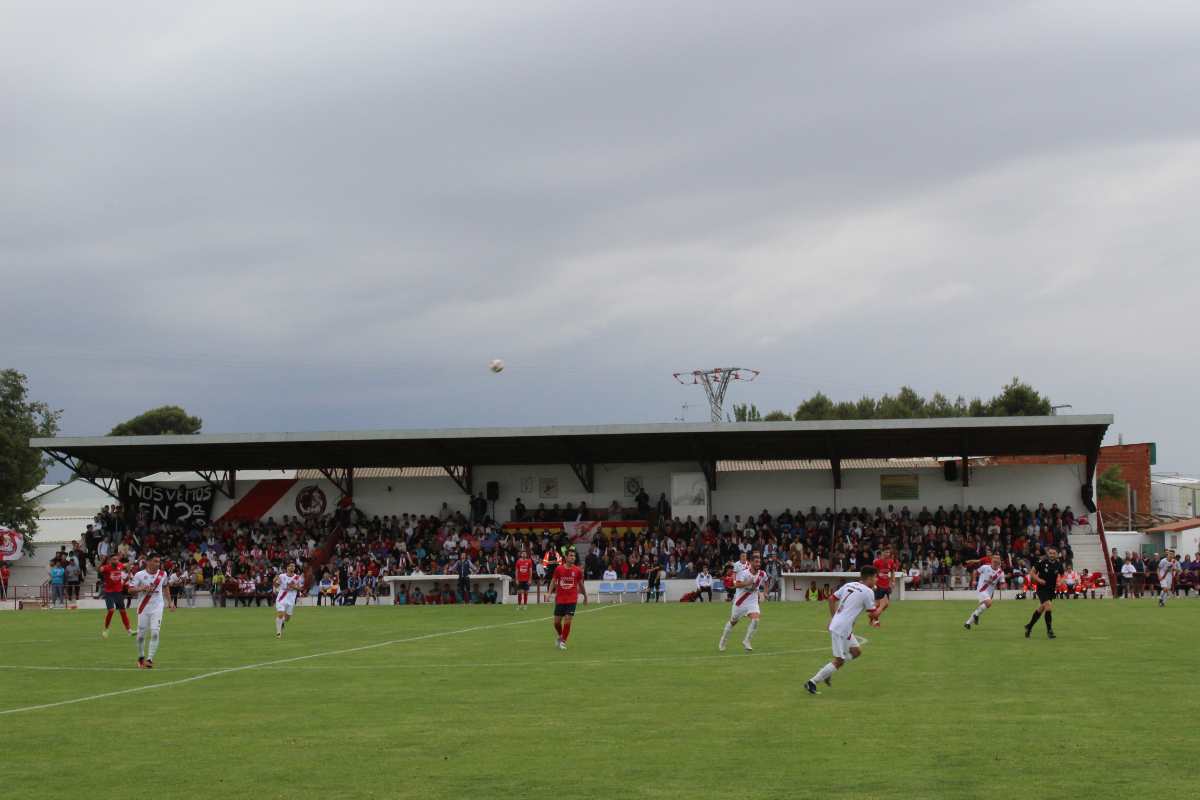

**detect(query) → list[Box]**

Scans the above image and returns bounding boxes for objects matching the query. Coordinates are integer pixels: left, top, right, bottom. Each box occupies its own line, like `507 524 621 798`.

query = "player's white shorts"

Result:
1159 577 1173 591
137 608 163 632
276 598 296 615
831 631 860 660
729 595 760 622
977 590 995 604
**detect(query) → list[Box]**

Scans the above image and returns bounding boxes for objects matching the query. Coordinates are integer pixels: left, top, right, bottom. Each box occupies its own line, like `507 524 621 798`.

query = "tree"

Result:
0 369 61 550
982 377 1052 417
1096 465 1127 501
732 403 762 422
762 410 792 421
109 406 202 436
793 392 836 421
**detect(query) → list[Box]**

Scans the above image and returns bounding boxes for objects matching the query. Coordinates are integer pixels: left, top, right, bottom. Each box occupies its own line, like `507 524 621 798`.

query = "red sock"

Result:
119 609 130 630
104 610 113 627
553 619 562 636
561 619 572 642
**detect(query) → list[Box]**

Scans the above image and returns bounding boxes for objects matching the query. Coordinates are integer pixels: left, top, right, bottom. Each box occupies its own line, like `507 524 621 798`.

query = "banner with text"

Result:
502 520 648 542
128 483 215 527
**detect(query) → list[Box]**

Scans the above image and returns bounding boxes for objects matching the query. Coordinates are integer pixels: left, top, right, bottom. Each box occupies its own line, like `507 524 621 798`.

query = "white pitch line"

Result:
0 646 832 674
0 605 618 716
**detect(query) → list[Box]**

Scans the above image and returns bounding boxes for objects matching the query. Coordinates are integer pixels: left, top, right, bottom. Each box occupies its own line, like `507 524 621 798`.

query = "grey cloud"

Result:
3 1 1200 472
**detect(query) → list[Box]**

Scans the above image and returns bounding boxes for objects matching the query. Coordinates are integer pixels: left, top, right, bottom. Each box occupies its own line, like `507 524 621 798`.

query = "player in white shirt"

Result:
274 562 304 638
964 555 1006 630
127 555 175 669
1157 551 1178 607
718 551 768 652
805 566 880 695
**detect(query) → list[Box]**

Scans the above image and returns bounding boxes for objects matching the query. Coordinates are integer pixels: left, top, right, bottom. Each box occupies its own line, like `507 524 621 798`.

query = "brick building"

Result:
1095 442 1153 517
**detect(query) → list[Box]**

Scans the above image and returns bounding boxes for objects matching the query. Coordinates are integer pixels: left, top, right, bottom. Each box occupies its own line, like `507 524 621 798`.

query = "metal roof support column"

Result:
443 465 473 495
568 461 595 494
699 459 717 492
42 450 120 500
317 467 355 498
196 469 237 500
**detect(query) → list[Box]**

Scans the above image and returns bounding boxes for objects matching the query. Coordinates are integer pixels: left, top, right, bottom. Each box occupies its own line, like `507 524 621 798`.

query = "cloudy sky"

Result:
4 1 1199 474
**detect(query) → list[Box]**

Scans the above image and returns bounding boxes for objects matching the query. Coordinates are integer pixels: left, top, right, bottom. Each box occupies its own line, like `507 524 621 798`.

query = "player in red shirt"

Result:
548 549 587 650
871 547 899 622
98 554 134 638
514 550 534 609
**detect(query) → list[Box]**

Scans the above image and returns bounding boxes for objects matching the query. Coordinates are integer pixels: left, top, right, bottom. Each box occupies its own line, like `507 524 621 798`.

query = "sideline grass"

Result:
3 598 1196 799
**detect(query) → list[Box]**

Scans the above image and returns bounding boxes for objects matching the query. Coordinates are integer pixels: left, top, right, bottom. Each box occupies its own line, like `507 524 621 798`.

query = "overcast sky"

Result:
4 1 1199 474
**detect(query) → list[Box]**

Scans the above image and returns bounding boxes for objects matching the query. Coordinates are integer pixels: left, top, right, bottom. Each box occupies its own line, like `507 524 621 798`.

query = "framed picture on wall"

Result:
539 477 558 499
520 477 536 495
623 477 643 497
880 474 919 500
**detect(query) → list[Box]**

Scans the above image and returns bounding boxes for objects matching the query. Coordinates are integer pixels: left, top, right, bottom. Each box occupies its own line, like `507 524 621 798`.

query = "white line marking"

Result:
0 605 617 716
0 646 830 673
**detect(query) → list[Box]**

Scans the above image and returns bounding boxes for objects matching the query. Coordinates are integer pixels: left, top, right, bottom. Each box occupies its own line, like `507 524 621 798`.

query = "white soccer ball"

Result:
488 358 505 373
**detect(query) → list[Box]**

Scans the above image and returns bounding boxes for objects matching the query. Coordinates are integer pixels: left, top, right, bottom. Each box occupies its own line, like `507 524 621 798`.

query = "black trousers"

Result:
697 586 712 602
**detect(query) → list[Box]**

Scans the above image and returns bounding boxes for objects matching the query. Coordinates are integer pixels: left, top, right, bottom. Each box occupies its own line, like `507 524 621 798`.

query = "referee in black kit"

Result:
1025 546 1064 639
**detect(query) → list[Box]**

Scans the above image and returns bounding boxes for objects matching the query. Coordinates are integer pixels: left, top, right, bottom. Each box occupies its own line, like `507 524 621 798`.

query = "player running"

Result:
514 550 534 609
128 555 175 669
98 554 134 638
1157 550 1179 606
872 547 899 617
274 563 304 638
964 554 1005 629
548 549 587 650
805 566 880 695
1025 547 1063 639
718 550 767 652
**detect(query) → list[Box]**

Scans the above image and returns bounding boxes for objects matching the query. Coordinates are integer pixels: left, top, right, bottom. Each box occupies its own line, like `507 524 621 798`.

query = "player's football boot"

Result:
1046 631 1056 639
137 658 146 669
101 629 109 639
804 680 819 695
742 641 753 652
963 622 972 630
718 639 727 652
1023 625 1032 638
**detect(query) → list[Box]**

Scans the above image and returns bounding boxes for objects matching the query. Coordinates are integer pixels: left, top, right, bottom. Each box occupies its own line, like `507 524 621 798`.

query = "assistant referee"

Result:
1025 547 1064 639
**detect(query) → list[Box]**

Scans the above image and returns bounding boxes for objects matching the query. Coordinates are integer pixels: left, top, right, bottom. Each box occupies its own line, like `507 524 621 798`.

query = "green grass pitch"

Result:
4 598 1196 800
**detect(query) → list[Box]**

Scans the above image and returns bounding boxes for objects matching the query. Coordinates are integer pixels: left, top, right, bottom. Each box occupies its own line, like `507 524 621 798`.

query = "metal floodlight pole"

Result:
672 367 760 423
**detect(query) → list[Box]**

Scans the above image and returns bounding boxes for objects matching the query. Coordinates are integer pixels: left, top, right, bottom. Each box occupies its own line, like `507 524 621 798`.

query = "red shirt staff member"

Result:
871 547 899 622
514 551 534 609
548 549 587 650
98 554 134 638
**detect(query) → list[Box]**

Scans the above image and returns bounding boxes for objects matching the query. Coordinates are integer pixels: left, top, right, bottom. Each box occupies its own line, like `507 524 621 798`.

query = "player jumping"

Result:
514 550 534 609
548 549 587 650
1025 547 1062 639
964 554 1005 629
805 566 880 695
128 555 175 669
718 550 767 652
275 563 303 638
98 554 134 638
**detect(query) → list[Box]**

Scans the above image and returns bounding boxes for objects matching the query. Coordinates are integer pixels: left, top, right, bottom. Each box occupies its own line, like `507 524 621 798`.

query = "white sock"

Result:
811 662 837 684
720 621 734 644
276 616 284 634
969 603 988 623
744 619 758 643
148 629 160 660
137 631 146 658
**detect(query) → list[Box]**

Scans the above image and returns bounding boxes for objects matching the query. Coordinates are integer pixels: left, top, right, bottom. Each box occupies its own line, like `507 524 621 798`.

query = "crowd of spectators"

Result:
40 496 1126 605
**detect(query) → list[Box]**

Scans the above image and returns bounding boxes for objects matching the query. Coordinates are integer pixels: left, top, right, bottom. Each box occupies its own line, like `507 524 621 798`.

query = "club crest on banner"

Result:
0 528 24 561
296 485 327 518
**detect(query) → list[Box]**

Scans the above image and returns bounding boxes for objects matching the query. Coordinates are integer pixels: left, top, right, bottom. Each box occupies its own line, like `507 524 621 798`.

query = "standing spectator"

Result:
0 561 9 601
49 559 66 608
1110 548 1124 597
635 487 650 519
452 553 476 603
655 492 670 524
64 558 82 605
182 567 196 607
1120 557 1136 599
695 568 713 602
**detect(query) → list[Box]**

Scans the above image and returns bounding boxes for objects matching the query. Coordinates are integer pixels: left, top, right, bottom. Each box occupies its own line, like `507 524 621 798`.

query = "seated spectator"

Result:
394 584 409 605
484 583 498 604
805 581 818 601
602 566 618 581
410 586 424 605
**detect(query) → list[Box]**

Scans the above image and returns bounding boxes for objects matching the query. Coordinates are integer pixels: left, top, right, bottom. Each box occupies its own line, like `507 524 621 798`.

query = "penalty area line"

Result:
0 605 618 716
